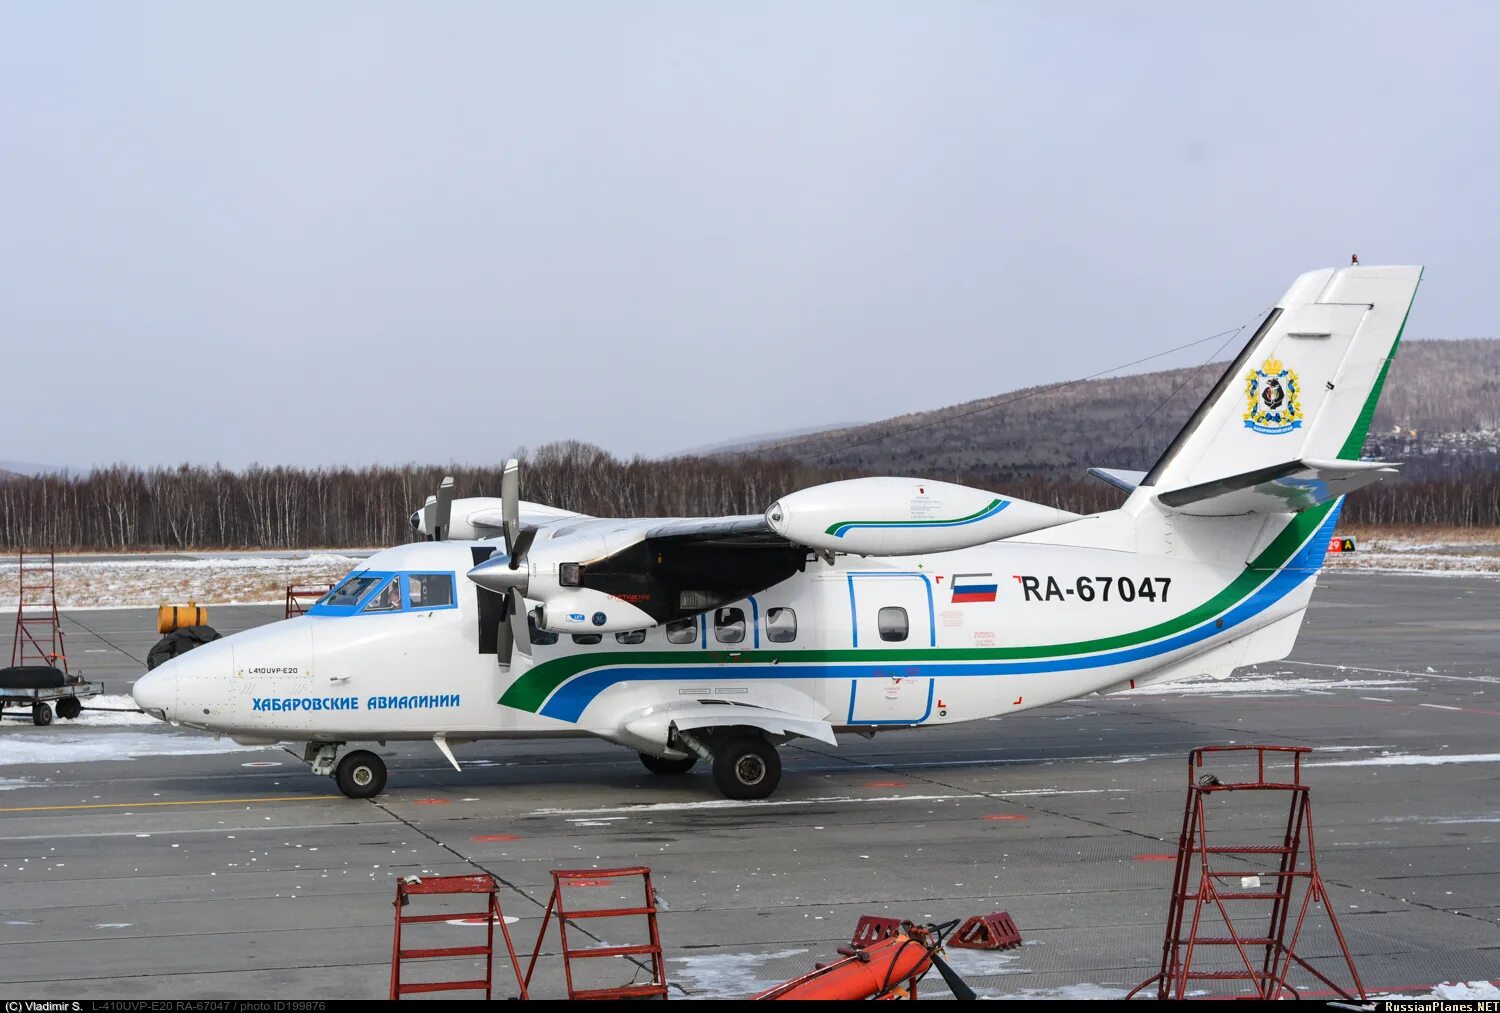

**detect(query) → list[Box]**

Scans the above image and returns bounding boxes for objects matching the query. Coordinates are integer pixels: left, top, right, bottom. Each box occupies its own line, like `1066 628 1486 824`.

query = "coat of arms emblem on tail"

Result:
1243 356 1302 435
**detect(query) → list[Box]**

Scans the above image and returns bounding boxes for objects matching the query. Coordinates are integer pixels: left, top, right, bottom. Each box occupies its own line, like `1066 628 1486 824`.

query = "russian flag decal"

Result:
951 573 997 603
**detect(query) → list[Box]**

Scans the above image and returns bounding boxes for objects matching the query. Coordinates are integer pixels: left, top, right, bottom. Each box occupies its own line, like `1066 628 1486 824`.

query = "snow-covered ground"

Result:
1327 527 1500 575
0 551 369 610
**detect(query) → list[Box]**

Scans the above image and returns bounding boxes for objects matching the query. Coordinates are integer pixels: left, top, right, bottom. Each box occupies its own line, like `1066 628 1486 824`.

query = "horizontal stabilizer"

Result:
1156 458 1398 516
1087 468 1147 494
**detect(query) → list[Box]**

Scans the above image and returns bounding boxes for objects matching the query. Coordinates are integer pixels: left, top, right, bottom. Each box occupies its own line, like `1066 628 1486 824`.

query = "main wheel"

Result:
712 735 781 800
334 750 387 799
32 702 53 727
639 751 697 776
56 697 82 720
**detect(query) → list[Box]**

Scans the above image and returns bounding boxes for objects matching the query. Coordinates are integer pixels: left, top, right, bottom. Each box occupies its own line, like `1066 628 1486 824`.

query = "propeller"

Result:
472 459 534 665
419 476 455 540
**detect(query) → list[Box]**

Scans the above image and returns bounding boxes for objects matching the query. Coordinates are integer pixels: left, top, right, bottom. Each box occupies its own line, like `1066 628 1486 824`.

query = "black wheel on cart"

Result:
32 702 53 727
334 750 387 799
639 751 697 776
55 697 82 720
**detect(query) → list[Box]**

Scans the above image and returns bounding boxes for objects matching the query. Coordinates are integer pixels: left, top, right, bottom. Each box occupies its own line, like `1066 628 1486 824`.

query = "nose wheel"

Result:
333 749 387 799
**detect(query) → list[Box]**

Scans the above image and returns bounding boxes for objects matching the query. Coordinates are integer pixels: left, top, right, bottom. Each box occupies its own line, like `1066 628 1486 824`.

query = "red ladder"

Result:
389 874 528 1000
523 867 668 1000
1128 745 1365 1000
12 551 66 672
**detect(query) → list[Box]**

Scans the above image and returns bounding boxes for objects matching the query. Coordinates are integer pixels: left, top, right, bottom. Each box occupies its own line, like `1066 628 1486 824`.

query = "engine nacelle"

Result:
537 589 655 634
766 477 1076 555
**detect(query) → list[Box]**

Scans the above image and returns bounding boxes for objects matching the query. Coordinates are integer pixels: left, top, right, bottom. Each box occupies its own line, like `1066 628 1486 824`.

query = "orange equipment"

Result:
754 922 973 1001
156 603 208 634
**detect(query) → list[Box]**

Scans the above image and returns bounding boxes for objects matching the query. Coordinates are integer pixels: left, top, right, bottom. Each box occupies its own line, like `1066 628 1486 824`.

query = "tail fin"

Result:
1137 264 1422 502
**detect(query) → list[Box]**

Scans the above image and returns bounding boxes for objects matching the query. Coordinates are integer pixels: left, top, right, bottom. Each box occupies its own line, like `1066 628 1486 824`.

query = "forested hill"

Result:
745 338 1500 482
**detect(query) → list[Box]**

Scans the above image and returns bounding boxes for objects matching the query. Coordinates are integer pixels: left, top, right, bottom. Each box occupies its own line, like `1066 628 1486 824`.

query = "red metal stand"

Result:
285 584 333 619
523 867 668 1000
12 551 66 672
950 911 1022 950
390 874 528 1000
1128 745 1365 1000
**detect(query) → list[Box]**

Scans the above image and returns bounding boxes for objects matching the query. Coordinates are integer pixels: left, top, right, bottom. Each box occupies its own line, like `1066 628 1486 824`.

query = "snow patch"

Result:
1374 982 1500 1000
1123 675 1414 696
1310 752 1500 768
0 730 270 766
670 948 809 999
65 695 157 727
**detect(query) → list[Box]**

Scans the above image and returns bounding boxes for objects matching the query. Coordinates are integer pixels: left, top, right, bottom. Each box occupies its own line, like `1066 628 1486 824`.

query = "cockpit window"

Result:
325 574 382 607
409 573 454 609
362 579 403 613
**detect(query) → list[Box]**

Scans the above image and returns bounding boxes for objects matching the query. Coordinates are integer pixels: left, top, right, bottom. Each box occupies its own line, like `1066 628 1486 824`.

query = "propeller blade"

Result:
928 952 976 1001
433 476 455 541
501 459 520 555
420 494 437 541
508 528 536 569
509 589 531 659
494 591 515 663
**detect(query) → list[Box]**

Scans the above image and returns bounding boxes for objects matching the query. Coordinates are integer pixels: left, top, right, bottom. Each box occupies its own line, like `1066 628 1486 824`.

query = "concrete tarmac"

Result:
0 571 1496 999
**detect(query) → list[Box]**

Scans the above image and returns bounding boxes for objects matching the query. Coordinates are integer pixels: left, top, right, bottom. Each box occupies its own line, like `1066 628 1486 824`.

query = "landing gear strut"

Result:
712 734 781 800
639 751 697 776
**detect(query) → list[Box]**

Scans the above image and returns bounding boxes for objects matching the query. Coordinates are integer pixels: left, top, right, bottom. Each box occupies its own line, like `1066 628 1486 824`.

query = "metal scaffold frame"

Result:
1129 745 1365 1001
11 551 66 672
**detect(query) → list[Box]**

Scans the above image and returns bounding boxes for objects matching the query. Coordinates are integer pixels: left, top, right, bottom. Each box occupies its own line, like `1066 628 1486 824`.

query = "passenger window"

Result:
326 574 381 607
572 633 602 646
528 614 559 646
615 630 646 645
409 573 454 608
362 579 403 613
665 618 697 645
765 607 797 643
878 606 908 642
714 606 746 644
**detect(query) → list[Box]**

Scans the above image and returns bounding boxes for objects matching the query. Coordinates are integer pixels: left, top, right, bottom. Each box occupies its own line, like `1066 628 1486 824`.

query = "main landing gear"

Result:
305 743 388 799
639 751 697 776
664 727 784 801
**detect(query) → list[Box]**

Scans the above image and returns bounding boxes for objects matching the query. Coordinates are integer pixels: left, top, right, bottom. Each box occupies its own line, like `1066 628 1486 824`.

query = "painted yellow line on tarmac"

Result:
0 795 340 814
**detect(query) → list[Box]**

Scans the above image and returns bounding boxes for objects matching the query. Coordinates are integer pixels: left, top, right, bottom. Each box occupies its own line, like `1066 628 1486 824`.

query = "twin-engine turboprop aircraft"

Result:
133 265 1422 800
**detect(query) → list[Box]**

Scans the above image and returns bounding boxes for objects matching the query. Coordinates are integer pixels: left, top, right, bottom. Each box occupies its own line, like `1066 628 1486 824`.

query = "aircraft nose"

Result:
132 667 176 720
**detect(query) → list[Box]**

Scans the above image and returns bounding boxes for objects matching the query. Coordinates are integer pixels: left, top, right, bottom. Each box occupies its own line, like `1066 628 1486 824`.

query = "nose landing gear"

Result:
304 742 389 799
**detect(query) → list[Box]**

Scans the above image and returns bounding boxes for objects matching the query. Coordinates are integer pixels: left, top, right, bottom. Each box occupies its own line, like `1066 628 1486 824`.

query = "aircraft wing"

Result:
643 515 786 545
465 501 588 538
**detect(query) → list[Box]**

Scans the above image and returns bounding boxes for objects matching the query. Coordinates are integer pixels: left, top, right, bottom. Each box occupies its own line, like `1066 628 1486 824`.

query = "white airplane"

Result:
133 264 1422 801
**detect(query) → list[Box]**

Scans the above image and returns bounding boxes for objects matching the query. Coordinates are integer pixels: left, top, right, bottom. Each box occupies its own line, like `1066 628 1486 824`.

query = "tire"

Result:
32 702 53 727
334 750 387 799
639 751 697 776
55 697 82 720
712 735 781 800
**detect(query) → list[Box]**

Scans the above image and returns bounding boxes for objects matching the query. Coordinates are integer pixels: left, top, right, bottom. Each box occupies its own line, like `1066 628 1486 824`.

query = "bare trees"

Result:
0 441 1494 552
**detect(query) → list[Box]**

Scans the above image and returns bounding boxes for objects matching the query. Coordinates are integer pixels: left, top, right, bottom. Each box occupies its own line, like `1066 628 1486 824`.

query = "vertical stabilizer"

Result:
1136 265 1422 499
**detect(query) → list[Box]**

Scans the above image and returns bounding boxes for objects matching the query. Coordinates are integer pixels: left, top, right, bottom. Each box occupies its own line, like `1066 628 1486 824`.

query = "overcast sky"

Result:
2 2 1494 469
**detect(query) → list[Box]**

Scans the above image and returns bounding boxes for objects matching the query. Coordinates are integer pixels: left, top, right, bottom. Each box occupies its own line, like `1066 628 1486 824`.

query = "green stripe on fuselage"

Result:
824 498 1002 536
499 501 1335 715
